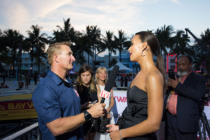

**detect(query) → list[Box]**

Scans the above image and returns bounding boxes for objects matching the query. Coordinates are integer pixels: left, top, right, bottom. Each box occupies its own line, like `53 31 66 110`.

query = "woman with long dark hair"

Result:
107 31 166 140
75 65 98 140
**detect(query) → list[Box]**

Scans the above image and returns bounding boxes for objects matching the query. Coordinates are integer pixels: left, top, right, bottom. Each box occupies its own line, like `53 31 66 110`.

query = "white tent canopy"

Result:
107 62 133 71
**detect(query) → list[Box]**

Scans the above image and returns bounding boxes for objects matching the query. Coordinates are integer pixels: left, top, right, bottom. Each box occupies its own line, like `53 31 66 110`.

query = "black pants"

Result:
165 111 197 140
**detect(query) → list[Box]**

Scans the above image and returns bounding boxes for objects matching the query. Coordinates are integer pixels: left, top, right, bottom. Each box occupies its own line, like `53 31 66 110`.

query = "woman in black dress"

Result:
75 65 98 140
107 31 166 140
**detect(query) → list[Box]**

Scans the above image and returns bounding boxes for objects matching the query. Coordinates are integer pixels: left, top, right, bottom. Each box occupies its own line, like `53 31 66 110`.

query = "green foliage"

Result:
110 58 118 67
114 30 130 62
1 20 210 75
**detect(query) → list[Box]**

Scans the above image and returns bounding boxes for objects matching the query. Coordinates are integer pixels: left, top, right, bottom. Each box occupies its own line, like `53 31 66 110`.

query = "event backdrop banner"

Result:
112 90 127 123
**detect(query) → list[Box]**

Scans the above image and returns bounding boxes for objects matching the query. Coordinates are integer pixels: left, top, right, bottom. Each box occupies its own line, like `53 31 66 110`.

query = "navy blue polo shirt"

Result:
32 71 84 140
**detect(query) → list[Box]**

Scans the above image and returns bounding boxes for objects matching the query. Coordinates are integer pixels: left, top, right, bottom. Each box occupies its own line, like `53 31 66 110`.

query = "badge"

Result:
73 89 79 97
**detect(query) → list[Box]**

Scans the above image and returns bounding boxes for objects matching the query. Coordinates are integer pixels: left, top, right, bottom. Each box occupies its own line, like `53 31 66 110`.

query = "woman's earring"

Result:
141 50 145 56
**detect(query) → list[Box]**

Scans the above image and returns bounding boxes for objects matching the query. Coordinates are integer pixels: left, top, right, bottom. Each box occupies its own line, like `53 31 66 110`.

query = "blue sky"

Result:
0 0 209 56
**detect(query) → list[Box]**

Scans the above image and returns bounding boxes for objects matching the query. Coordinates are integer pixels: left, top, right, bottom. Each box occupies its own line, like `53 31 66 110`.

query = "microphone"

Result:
90 65 119 129
100 65 119 103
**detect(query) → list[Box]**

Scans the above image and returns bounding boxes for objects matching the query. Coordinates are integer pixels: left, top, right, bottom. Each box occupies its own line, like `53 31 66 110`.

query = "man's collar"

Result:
47 71 72 87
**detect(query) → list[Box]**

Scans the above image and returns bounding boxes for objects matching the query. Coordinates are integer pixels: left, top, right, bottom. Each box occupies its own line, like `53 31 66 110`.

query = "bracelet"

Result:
120 129 123 140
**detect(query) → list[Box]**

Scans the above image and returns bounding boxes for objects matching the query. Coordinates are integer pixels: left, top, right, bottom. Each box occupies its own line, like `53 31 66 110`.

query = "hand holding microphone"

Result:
87 103 106 118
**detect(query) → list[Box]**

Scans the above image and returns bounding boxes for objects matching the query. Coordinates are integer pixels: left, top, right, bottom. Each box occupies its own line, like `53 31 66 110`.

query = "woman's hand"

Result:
109 130 121 140
106 124 119 133
107 114 111 118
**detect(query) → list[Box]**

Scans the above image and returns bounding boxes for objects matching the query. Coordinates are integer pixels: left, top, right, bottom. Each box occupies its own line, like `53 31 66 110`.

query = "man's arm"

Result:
46 103 105 136
32 85 105 137
174 76 206 100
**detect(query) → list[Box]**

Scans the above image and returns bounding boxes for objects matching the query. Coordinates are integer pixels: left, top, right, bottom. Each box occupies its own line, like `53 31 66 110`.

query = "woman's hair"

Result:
135 31 166 95
76 65 96 93
95 67 108 84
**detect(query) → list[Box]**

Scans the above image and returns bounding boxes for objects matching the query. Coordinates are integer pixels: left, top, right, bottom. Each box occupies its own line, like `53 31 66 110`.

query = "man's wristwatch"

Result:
84 110 92 121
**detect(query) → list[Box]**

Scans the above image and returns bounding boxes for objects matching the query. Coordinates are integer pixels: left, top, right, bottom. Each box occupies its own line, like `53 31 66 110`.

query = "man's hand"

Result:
87 103 105 118
106 124 119 133
168 76 179 88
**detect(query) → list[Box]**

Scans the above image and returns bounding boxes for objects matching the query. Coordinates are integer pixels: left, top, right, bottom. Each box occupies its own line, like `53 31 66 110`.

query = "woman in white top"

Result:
94 67 115 140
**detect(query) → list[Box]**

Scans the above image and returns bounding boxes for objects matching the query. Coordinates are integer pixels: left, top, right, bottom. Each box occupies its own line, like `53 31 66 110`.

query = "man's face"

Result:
177 57 192 77
58 45 75 70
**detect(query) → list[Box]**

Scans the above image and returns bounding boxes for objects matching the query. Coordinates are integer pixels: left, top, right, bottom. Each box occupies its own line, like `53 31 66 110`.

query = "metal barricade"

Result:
2 122 41 140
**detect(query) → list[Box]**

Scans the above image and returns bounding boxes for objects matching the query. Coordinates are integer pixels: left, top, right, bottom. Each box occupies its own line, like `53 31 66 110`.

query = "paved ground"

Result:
0 78 131 94
0 79 40 94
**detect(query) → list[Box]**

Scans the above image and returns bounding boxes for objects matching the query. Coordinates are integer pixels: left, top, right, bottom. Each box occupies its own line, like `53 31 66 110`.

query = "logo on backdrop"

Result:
114 96 127 102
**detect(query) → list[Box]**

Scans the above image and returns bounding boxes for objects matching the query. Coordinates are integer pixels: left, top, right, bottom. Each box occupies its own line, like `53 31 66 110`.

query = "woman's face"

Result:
128 35 143 62
97 70 107 82
81 71 92 85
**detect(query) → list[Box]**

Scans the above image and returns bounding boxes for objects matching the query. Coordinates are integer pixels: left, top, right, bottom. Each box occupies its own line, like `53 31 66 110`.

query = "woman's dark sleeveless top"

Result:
116 86 157 140
77 85 98 135
77 85 98 111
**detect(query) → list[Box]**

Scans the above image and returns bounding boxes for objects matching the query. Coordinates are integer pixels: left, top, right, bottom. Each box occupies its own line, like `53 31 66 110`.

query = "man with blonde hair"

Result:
32 42 105 140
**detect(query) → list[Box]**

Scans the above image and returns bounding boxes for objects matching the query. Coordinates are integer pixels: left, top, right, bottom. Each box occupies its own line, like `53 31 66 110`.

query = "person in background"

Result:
18 79 24 90
124 75 128 87
120 75 124 87
3 73 6 84
163 55 206 140
94 67 115 140
75 65 98 140
107 31 166 140
113 82 117 87
32 42 105 140
25 75 29 89
34 74 37 85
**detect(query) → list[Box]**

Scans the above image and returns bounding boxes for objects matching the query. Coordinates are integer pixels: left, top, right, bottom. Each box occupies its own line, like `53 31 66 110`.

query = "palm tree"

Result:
200 28 210 48
71 36 93 65
155 25 175 56
193 28 210 76
170 30 194 72
0 30 12 73
170 30 194 57
101 31 117 67
26 25 48 74
34 57 46 68
110 58 118 67
85 25 101 68
3 29 24 77
32 42 47 73
48 30 63 44
56 18 81 43
114 30 130 62
193 52 210 76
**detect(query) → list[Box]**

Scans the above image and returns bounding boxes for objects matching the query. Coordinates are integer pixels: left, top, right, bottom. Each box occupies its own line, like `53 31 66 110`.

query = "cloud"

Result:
170 0 181 5
0 0 149 37
0 0 73 35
